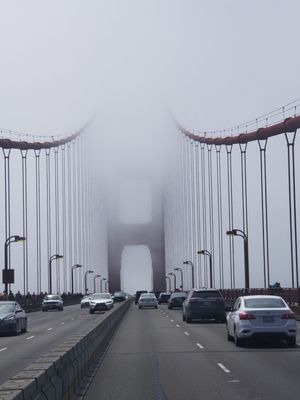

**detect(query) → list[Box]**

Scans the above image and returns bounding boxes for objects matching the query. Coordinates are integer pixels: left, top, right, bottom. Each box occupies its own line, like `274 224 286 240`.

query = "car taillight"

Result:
281 312 295 319
239 312 256 320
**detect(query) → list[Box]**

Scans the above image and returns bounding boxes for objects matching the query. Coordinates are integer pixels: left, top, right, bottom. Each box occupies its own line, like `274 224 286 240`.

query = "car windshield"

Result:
171 293 187 298
92 294 111 300
114 292 124 296
45 295 60 300
140 294 156 299
0 303 14 313
192 290 222 299
244 298 286 308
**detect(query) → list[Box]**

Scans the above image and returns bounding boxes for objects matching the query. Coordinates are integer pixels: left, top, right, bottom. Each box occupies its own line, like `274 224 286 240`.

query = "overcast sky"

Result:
1 1 300 292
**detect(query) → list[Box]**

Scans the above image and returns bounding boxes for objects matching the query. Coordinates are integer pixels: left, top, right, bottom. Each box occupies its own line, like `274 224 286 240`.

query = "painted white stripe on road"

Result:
166 315 169 318
47 328 53 331
228 379 240 383
217 363 230 373
176 324 180 327
184 331 190 336
170 319 174 322
26 336 35 340
0 347 7 352
61 322 65 325
196 343 204 349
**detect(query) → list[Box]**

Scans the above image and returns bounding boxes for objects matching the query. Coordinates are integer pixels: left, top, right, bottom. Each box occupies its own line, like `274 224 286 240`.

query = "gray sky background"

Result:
1 1 300 292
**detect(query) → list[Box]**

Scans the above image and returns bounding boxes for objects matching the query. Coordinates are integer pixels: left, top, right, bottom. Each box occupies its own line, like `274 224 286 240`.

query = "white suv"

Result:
89 293 114 314
42 294 64 311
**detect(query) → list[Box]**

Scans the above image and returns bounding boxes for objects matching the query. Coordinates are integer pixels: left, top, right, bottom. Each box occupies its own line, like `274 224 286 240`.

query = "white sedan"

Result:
138 293 158 309
226 295 297 347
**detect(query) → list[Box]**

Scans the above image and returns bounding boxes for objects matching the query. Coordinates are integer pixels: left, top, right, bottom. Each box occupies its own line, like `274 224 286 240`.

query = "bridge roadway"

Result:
85 303 300 400
0 303 124 385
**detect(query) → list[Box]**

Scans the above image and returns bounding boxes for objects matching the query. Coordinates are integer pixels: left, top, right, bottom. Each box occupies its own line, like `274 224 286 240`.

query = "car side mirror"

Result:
16 309 23 313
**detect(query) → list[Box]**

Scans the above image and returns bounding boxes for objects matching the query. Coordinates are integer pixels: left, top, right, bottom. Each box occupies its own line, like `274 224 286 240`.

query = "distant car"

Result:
158 292 171 304
168 292 187 309
89 293 114 314
135 290 148 304
0 301 27 335
182 289 226 323
80 295 92 308
226 295 297 347
42 294 63 311
113 291 126 302
138 293 158 309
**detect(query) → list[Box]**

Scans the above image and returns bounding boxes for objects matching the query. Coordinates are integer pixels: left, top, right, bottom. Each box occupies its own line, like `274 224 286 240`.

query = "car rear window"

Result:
192 290 222 299
244 298 286 308
171 293 187 299
141 294 156 299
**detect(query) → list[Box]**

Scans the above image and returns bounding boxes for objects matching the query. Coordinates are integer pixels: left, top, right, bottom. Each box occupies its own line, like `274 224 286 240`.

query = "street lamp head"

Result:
226 229 238 236
57 255 63 259
183 261 188 265
197 250 205 255
174 267 180 271
15 236 26 242
87 270 93 274
95 274 101 278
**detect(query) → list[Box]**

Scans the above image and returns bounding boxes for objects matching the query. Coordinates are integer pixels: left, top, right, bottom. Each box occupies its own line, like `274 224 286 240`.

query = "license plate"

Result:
263 316 274 323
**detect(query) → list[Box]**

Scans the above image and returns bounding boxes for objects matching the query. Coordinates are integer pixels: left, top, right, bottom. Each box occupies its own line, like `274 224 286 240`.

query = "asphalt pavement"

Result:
85 303 300 400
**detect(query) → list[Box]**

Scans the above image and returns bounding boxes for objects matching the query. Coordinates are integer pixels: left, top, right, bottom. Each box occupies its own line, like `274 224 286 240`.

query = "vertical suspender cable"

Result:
21 150 28 295
181 136 188 289
226 145 235 288
194 143 202 287
3 148 11 294
67 143 73 292
72 141 78 291
35 150 41 293
77 138 82 292
207 144 215 287
216 145 224 289
61 145 67 293
200 143 208 287
45 148 52 293
54 147 60 293
190 141 197 284
239 143 249 235
285 131 299 288
258 140 270 288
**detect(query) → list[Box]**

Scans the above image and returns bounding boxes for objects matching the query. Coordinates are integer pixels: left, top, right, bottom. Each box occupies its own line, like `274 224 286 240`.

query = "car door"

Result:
227 298 240 335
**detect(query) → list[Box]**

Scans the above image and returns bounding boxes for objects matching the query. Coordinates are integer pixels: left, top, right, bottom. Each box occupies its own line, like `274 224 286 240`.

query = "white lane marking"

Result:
170 319 174 322
196 343 204 349
176 324 180 327
47 328 53 331
71 318 74 321
61 322 65 325
228 380 240 383
26 336 35 340
184 331 190 336
166 315 169 318
217 363 231 373
0 347 7 352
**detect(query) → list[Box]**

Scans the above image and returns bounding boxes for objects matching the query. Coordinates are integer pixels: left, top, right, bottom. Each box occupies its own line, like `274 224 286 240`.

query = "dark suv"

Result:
135 290 147 304
182 289 226 323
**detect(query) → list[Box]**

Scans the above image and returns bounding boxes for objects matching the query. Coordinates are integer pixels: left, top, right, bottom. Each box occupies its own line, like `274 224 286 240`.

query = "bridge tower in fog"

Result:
107 169 165 293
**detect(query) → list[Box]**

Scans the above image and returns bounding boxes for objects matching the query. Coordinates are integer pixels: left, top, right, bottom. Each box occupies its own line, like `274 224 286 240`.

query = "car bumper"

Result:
236 323 297 339
0 321 17 333
139 302 157 308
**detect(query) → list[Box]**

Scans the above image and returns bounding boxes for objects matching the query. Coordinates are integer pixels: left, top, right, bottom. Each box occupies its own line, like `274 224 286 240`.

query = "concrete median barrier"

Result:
0 299 132 400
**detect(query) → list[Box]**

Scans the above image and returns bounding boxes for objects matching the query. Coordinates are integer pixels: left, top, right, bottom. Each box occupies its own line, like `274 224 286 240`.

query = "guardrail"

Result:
220 288 300 305
0 299 133 399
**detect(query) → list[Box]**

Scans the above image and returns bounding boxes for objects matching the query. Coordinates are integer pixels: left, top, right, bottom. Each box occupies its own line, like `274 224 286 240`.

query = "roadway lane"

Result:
85 304 300 400
0 303 122 384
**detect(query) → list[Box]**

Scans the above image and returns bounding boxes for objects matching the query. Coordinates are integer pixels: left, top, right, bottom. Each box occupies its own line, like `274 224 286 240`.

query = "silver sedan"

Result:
138 293 158 309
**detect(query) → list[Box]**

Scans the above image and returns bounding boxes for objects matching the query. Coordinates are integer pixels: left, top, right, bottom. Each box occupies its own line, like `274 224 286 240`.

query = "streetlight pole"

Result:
105 280 109 292
183 260 195 288
100 278 106 292
165 276 171 292
3 235 26 295
84 270 94 294
168 272 177 291
226 229 249 291
71 264 82 295
49 254 63 294
174 267 184 291
93 274 101 293
197 250 213 288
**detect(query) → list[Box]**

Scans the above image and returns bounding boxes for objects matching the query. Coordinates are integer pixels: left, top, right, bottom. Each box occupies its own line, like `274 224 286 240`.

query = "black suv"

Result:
158 292 171 304
168 292 187 309
182 289 226 323
135 290 147 304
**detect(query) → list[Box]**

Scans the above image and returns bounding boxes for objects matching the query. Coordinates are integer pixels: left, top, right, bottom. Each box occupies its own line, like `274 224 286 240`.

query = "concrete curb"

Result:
0 300 132 400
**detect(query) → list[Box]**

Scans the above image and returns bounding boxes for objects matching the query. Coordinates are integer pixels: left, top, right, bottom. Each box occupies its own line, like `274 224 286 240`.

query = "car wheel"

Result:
182 312 186 321
234 327 243 347
42 308 47 312
138 306 141 309
13 321 20 336
287 337 296 347
22 321 27 333
155 306 158 309
89 309 95 314
226 325 232 341
186 312 192 323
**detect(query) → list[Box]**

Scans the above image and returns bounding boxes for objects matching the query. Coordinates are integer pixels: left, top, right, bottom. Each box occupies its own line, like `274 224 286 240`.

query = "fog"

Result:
1 1 300 293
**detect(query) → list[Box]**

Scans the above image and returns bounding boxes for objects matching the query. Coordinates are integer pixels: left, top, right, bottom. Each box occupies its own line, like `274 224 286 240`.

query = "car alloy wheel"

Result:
234 327 243 346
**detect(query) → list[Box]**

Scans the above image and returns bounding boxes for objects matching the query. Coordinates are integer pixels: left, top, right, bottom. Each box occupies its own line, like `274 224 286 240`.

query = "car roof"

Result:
0 301 15 304
240 295 283 300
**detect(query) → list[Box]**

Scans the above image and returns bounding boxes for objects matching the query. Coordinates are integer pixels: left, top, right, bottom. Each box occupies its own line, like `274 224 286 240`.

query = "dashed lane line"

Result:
0 348 7 352
217 363 231 373
47 328 53 331
170 319 174 322
196 343 204 349
184 331 190 336
176 324 180 327
61 322 65 325
26 336 35 340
